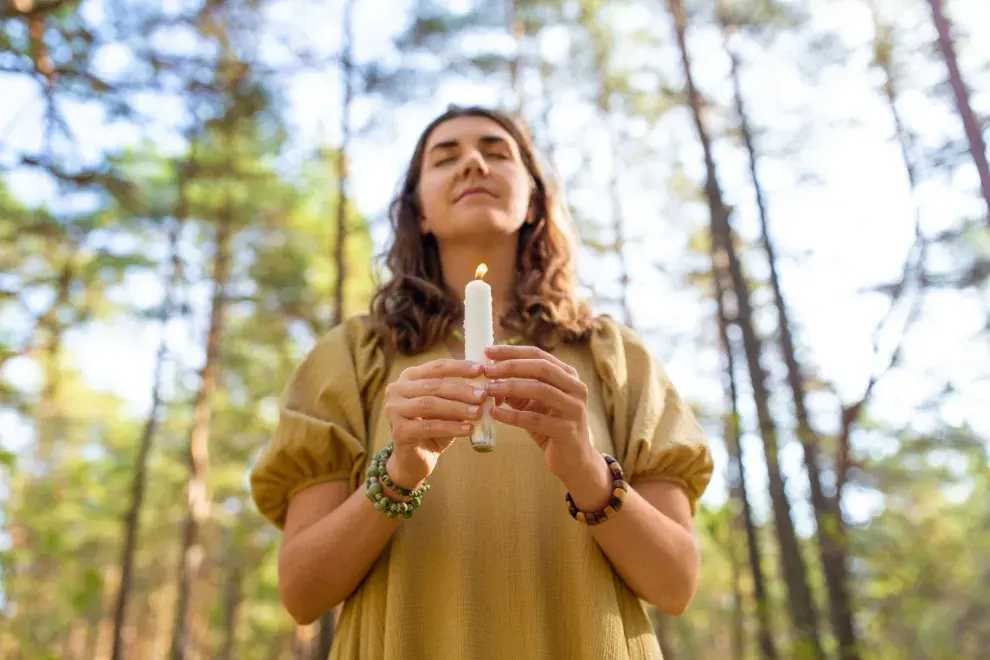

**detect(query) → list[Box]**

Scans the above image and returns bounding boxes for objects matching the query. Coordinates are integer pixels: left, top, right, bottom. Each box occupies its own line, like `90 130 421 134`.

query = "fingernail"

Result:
468 405 479 414
461 424 472 433
484 365 496 376
473 387 486 397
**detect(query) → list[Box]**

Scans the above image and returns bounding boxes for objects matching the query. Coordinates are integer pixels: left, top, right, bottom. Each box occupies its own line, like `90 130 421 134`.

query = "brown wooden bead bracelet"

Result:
565 453 628 525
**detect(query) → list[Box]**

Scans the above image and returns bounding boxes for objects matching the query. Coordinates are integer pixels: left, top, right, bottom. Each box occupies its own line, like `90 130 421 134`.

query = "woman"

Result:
250 106 713 660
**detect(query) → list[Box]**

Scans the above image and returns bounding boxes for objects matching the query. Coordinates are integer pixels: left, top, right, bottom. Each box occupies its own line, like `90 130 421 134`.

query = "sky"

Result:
1 0 989 533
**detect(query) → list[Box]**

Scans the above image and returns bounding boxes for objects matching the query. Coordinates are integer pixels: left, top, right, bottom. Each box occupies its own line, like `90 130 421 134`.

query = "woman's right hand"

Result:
382 359 487 490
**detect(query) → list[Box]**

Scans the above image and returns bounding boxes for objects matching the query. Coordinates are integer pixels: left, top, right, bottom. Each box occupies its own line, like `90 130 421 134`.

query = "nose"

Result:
457 149 490 179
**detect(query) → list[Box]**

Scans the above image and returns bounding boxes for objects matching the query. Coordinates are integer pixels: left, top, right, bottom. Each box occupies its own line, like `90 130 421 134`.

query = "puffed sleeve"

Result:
589 315 713 514
249 315 387 529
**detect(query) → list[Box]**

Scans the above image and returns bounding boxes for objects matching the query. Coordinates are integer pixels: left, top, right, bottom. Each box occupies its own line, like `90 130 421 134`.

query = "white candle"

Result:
464 263 496 452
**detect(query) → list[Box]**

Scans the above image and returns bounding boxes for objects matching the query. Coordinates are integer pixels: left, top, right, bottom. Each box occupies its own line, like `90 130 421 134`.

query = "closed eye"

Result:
434 156 456 166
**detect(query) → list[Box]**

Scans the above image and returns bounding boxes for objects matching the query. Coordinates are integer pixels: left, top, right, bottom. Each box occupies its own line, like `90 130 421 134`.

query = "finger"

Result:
510 397 547 415
504 396 549 415
492 388 535 412
486 379 581 417
389 396 483 422
487 381 520 410
389 378 487 404
400 359 485 382
394 419 473 441
485 344 577 376
484 358 586 399
490 405 571 437
494 395 523 409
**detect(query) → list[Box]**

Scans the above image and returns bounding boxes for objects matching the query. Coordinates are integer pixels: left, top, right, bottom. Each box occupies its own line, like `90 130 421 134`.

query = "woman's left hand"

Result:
483 345 601 485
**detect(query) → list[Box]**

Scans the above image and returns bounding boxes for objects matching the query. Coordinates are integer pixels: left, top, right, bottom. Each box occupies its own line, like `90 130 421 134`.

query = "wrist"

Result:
386 452 427 494
560 446 614 512
365 443 431 520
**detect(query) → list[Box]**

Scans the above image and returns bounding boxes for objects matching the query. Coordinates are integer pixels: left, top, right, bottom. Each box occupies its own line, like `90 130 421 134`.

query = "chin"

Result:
440 212 524 240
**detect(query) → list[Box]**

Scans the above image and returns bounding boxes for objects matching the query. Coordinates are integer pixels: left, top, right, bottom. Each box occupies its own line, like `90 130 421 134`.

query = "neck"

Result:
438 233 517 329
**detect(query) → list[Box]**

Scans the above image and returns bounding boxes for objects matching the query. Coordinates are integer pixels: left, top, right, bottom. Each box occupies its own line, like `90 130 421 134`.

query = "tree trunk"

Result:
169 209 233 660
719 11 858 658
112 165 188 660
716 333 755 660
728 540 744 660
217 554 242 660
332 0 355 328
666 1 823 655
927 0 990 224
712 239 777 660
313 612 335 660
656 612 677 660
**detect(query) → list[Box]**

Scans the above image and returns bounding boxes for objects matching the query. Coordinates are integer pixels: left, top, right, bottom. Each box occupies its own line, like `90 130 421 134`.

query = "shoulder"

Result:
332 313 376 344
294 315 387 391
588 314 655 378
590 314 640 344
311 314 381 357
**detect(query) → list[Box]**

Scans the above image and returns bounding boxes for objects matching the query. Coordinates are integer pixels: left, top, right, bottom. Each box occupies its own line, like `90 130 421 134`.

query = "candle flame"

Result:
475 263 488 280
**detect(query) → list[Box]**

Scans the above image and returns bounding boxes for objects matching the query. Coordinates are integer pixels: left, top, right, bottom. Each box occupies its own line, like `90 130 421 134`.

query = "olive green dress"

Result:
250 314 713 660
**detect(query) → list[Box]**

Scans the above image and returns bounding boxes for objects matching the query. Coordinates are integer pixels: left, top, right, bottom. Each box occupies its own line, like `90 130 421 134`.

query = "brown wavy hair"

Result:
369 105 597 355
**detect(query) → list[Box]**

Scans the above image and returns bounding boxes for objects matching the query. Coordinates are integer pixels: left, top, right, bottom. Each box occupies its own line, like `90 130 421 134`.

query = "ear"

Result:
420 216 432 235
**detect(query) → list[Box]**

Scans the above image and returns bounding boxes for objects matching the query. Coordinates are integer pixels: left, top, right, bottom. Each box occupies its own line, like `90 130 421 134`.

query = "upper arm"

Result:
634 480 694 533
591 316 714 514
251 317 386 530
281 480 351 554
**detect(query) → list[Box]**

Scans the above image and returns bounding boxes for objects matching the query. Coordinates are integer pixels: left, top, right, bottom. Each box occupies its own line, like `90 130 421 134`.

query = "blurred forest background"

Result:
1 0 988 658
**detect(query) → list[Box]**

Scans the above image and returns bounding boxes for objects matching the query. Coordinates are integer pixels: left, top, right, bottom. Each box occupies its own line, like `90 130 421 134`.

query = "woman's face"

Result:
417 115 533 242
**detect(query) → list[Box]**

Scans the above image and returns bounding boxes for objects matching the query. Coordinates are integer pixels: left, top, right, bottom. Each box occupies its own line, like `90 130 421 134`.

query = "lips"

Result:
456 187 495 202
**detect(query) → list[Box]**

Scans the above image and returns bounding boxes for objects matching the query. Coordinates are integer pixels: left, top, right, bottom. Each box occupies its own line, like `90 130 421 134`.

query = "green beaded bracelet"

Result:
565 453 628 526
364 443 430 519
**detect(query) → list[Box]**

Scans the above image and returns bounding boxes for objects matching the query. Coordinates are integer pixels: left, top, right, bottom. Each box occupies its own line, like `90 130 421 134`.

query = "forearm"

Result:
566 458 700 615
278 486 400 624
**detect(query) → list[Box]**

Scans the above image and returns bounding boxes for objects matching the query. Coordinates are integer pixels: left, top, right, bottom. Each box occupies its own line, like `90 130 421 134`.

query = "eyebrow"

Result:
427 135 510 154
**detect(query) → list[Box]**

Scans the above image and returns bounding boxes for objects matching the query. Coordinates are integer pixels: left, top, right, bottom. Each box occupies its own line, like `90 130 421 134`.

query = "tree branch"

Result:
836 223 927 498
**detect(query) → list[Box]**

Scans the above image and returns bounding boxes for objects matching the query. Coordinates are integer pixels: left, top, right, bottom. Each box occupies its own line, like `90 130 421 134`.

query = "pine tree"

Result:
666 0 823 655
718 2 859 655
111 153 192 660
